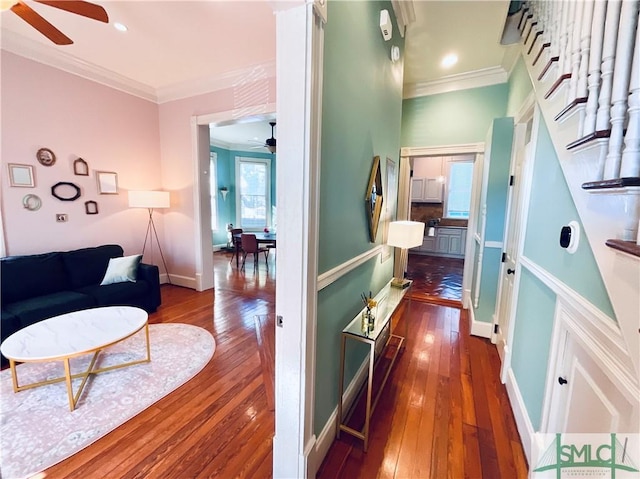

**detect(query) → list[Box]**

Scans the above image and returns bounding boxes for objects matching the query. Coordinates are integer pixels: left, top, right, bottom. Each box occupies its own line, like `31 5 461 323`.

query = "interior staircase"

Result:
515 0 639 378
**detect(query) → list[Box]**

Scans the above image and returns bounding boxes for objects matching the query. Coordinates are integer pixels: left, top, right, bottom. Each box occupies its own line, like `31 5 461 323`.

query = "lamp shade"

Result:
128 190 170 209
387 221 425 249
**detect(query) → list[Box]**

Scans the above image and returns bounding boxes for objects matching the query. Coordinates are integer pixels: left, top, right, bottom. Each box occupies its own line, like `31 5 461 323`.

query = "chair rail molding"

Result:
317 245 384 291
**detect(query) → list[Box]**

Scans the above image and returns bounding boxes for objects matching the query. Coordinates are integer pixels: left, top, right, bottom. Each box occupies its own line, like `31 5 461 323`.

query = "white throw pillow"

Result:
100 254 142 285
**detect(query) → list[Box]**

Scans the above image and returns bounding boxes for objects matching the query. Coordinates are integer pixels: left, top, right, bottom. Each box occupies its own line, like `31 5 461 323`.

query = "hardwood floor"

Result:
37 251 526 478
317 303 528 479
406 253 464 308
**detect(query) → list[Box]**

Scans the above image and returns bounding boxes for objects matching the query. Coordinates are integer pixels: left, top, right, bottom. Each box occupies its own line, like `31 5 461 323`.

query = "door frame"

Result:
492 93 538 382
191 104 276 292
400 142 485 308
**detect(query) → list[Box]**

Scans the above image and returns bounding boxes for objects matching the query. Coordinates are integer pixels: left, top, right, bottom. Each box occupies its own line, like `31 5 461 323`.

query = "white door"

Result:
493 118 532 381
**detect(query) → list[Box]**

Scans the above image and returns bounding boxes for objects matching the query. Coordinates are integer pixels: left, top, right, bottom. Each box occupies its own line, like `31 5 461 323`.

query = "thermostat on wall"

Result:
559 221 580 254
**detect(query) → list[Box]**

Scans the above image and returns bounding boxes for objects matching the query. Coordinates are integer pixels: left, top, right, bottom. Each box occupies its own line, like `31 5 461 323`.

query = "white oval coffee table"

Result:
0 306 150 411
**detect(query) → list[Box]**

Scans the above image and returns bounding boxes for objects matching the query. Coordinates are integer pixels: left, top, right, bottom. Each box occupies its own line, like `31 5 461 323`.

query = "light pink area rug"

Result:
0 323 215 479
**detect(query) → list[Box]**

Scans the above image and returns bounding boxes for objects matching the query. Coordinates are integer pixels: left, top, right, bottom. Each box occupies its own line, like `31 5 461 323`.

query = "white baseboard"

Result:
469 307 492 338
163 274 197 289
310 357 370 477
463 288 471 309
505 367 535 466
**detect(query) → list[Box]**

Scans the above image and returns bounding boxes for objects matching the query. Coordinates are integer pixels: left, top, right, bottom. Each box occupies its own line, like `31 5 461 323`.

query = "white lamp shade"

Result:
387 221 425 249
128 190 170 209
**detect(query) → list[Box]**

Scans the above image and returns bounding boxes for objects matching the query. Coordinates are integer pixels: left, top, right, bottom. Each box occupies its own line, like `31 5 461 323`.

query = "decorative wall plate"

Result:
22 194 42 211
51 182 81 201
36 148 56 167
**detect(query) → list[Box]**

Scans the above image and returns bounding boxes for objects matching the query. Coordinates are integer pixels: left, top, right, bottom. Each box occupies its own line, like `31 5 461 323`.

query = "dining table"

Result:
233 232 277 267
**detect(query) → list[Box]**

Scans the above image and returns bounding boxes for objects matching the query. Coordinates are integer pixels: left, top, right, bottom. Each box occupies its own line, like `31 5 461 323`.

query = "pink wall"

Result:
1 51 162 258
1 50 276 286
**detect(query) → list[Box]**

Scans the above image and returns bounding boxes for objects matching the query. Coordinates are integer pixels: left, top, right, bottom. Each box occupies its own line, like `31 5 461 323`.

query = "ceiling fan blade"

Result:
11 1 72 45
34 0 108 23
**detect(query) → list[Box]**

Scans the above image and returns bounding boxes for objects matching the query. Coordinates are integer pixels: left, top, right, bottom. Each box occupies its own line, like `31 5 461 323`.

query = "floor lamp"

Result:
128 190 171 284
387 220 425 288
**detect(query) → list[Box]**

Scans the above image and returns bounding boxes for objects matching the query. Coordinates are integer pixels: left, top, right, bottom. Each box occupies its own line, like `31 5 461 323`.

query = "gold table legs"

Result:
8 322 151 411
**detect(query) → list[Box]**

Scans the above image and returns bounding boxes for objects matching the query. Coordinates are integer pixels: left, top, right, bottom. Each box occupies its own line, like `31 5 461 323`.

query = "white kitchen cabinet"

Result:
411 177 443 203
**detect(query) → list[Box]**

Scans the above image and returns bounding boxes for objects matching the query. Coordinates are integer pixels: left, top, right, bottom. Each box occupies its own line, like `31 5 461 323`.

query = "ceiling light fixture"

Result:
441 53 458 69
113 22 127 32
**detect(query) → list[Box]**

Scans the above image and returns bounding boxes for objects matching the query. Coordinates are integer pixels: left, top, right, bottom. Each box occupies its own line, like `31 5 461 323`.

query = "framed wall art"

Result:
96 171 118 194
84 200 99 215
8 163 35 187
36 148 56 166
74 158 89 176
51 182 81 201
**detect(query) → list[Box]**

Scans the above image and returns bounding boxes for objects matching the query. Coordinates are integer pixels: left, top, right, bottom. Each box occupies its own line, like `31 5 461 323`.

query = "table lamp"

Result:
128 190 171 284
387 220 425 288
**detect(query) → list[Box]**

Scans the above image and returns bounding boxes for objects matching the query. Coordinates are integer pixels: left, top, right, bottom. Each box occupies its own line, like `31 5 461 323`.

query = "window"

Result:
445 160 474 219
210 152 218 231
235 157 271 229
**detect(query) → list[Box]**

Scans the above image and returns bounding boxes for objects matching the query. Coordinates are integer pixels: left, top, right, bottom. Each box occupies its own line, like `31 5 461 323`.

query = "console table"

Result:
336 280 412 451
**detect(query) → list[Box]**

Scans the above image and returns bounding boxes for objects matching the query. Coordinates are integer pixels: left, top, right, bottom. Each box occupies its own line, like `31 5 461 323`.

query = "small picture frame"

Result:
8 163 35 187
73 158 89 176
36 148 56 167
84 200 99 215
96 171 118 194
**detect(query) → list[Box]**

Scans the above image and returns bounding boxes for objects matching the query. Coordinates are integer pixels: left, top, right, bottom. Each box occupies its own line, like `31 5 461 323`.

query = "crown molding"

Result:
403 66 508 99
156 60 276 104
1 30 156 102
2 30 276 105
391 0 416 38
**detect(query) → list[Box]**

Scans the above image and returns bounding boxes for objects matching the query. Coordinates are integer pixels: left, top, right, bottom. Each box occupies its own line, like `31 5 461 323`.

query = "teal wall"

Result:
315 0 404 436
210 146 276 246
510 268 556 429
523 118 615 318
401 83 509 147
506 56 533 117
474 118 514 323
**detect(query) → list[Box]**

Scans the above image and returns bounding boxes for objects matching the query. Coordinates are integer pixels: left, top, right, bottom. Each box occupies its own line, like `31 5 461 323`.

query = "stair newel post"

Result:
567 0 585 103
603 0 639 180
583 0 608 137
620 18 640 179
595 0 622 134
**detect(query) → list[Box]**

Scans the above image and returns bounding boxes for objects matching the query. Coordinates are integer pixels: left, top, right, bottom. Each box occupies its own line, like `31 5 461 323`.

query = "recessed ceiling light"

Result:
441 53 458 69
114 22 128 32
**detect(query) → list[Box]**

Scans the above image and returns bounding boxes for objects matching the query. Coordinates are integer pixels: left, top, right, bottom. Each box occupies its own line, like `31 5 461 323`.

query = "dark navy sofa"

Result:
1 244 161 364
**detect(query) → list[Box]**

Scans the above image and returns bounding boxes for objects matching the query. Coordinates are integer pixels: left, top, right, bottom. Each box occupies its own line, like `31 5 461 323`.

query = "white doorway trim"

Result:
190 103 276 291
400 142 485 308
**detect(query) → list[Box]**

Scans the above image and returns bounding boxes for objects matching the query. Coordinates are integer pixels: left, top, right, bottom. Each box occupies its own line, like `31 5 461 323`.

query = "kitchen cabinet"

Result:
411 177 443 203
412 227 466 258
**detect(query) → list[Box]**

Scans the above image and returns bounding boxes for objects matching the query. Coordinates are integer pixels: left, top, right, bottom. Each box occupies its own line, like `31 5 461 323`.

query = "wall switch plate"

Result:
56 214 68 222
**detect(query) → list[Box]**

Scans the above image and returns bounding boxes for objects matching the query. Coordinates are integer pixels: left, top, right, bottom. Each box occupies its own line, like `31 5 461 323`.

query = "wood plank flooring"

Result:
317 303 529 479
32 251 526 478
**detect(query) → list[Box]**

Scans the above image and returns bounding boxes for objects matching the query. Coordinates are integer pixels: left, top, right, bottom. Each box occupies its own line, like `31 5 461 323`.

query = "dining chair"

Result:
229 228 243 265
241 233 269 271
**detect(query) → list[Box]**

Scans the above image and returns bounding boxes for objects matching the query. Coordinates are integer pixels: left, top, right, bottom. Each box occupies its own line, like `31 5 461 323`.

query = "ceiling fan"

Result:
2 0 109 45
249 121 277 154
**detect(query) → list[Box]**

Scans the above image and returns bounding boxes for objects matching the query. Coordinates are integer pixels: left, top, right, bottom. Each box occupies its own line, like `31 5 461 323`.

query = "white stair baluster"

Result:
576 0 595 134
596 0 623 133
559 0 575 75
620 15 640 178
583 0 608 136
603 0 640 179
568 0 585 102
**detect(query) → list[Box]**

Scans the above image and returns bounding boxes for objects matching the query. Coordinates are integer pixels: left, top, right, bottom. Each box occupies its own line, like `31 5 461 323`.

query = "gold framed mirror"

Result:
365 156 384 242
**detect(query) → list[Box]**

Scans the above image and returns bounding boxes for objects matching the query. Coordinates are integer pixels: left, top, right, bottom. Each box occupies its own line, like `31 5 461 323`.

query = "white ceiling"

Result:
1 0 515 148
